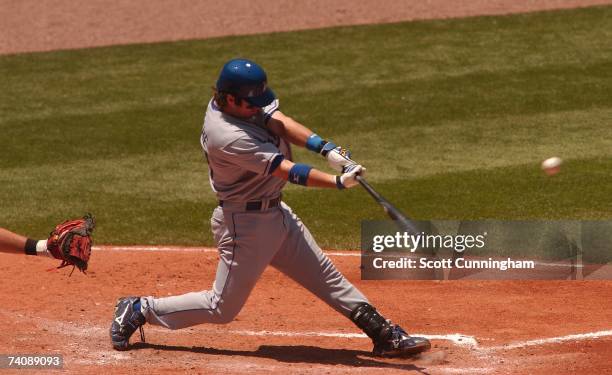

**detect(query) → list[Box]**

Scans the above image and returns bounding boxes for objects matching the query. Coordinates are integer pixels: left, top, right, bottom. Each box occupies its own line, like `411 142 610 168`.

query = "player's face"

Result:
227 95 262 118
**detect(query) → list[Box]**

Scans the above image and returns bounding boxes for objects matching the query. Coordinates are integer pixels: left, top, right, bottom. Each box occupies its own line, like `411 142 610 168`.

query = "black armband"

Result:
336 175 345 190
24 238 38 256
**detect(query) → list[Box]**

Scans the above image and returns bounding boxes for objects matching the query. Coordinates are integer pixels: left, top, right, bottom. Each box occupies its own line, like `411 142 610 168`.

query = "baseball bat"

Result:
356 175 419 235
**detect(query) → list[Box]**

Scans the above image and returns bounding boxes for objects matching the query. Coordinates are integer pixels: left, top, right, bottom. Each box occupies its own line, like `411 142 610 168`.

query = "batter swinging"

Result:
110 58 431 357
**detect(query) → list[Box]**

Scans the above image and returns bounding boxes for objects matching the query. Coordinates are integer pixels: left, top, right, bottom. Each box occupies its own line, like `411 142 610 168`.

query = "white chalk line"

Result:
441 368 493 374
94 245 215 253
223 330 479 348
93 246 591 267
226 329 612 351
487 330 612 351
216 328 612 354
93 245 360 257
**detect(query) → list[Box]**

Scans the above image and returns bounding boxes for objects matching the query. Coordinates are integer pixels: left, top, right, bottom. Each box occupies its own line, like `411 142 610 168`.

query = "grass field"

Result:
1 6 611 249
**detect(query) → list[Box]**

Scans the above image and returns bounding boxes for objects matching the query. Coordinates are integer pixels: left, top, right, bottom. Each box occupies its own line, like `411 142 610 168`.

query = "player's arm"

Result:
271 159 363 189
268 111 355 173
0 227 50 256
267 111 312 147
0 215 93 273
0 227 29 254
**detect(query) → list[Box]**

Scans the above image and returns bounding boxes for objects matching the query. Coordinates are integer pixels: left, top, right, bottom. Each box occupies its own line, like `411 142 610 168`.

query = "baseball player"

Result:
0 215 94 272
110 58 431 357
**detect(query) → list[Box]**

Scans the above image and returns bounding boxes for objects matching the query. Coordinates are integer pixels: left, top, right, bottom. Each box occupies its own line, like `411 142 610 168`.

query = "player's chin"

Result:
237 107 260 118
248 107 262 116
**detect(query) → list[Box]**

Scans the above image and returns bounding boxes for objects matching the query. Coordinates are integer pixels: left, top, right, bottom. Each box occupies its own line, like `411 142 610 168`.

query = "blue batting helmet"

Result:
216 58 276 107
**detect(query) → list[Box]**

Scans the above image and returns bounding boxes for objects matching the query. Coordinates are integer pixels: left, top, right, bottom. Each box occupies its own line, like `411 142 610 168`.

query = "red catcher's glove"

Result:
47 214 95 274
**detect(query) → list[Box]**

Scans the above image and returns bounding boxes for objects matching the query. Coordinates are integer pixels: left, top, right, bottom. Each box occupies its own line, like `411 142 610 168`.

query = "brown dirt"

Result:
1 248 611 374
1 0 611 55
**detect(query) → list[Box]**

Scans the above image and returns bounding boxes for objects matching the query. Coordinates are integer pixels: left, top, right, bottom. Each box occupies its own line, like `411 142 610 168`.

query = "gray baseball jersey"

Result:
200 99 290 202
140 98 368 329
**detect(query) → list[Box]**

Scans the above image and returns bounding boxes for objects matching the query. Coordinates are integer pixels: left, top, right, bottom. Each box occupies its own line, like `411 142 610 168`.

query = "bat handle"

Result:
356 174 368 189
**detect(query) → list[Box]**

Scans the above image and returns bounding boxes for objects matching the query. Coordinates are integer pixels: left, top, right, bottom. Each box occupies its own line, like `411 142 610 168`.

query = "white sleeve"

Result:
262 99 279 123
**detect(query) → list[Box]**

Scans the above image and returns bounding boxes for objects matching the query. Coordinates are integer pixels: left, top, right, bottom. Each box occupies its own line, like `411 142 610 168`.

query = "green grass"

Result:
1 6 611 248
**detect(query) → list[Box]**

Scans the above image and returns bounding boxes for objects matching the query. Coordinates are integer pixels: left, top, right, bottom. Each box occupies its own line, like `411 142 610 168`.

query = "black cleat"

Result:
110 296 146 351
373 325 431 357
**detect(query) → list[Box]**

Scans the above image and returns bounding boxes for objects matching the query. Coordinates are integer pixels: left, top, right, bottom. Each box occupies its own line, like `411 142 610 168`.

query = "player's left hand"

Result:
47 213 95 274
321 142 354 172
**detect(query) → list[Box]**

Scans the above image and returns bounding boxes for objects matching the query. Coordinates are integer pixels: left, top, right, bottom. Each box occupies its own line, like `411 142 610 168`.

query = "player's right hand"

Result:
339 164 366 188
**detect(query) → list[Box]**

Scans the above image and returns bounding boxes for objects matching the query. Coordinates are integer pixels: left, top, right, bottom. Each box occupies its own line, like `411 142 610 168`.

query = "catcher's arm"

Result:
0 227 35 254
0 214 96 275
0 227 56 256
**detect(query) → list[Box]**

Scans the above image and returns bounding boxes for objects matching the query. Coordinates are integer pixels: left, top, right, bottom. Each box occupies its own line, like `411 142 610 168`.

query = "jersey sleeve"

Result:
219 136 284 176
262 99 279 123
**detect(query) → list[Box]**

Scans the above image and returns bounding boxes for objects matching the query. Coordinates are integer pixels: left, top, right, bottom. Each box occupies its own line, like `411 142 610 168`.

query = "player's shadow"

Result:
131 342 429 372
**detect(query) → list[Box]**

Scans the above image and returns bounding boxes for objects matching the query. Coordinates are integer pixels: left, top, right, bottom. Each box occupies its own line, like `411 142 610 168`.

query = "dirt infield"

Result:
1 247 611 374
1 0 611 55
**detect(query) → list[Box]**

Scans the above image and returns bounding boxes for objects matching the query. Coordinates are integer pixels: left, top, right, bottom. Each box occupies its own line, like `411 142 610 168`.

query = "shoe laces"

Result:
139 325 146 343
119 309 146 343
390 325 409 349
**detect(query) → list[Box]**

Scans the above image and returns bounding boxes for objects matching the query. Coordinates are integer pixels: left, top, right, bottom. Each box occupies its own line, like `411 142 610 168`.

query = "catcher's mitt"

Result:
47 213 95 274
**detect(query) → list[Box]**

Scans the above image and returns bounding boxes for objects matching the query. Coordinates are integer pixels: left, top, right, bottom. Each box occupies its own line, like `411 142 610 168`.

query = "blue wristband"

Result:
305 134 325 153
320 141 337 157
288 164 313 186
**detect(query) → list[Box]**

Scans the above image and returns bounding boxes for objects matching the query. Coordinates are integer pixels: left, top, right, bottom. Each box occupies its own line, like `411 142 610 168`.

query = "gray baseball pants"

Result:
140 201 368 330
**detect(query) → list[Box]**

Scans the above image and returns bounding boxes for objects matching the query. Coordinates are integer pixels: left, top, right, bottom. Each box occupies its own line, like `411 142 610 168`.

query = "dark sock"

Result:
24 239 38 256
133 300 141 313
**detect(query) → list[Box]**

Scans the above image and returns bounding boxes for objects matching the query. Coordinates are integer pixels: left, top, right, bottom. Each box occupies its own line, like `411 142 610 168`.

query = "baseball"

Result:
541 157 562 176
